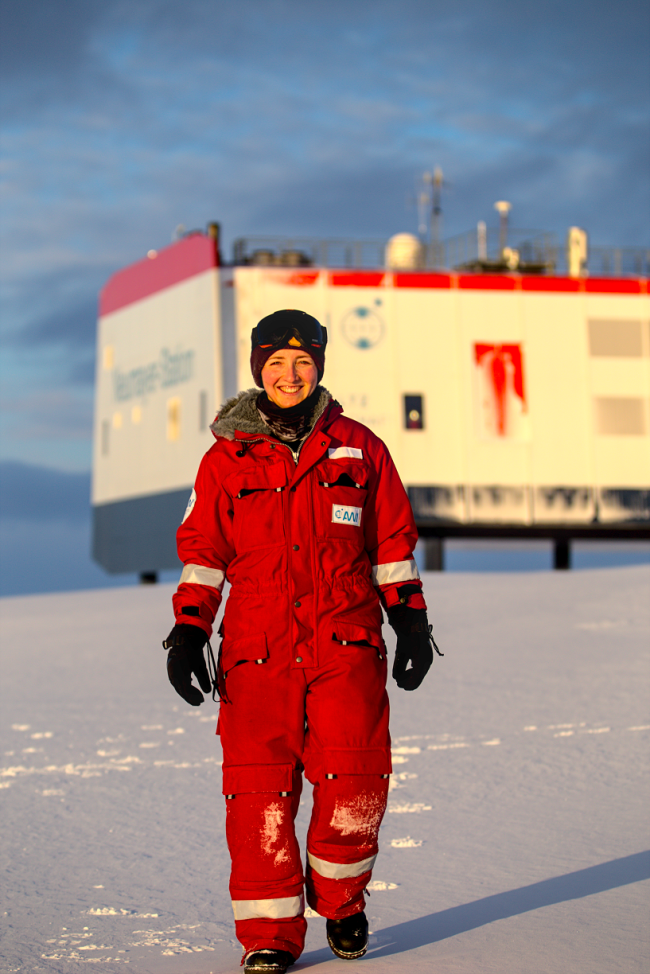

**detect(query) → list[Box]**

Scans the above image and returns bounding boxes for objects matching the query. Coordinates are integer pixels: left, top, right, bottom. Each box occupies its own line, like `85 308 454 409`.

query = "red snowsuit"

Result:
172 389 426 960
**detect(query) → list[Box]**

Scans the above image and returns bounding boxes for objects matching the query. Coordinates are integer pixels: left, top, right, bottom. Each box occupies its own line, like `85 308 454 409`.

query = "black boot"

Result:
244 949 295 972
326 911 369 959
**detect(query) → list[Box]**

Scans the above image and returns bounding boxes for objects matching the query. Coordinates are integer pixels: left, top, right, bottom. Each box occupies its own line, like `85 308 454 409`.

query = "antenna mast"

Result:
418 166 444 267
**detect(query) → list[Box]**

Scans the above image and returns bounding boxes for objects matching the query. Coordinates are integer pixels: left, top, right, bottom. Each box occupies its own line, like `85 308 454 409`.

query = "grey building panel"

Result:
92 488 190 574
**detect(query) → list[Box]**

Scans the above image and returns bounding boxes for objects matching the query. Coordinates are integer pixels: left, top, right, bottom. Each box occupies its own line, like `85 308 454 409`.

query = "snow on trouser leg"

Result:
225 765 306 959
305 771 389 919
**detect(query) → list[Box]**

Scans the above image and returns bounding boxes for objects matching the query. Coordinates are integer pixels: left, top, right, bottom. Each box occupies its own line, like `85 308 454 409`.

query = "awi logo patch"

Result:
332 504 362 526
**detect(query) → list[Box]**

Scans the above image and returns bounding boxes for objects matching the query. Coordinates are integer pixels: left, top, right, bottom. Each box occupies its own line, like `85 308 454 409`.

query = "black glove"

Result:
163 624 212 706
387 599 441 691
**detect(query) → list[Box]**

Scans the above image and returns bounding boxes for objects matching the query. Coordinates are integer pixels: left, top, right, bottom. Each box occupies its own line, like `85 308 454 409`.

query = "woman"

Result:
163 309 438 973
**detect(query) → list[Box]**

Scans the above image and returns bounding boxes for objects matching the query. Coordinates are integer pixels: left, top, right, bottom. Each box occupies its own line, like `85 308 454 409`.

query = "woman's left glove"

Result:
162 624 212 706
387 605 442 691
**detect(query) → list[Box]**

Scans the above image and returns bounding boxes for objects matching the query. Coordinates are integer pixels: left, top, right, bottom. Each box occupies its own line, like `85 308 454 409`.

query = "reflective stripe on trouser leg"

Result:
306 774 389 919
307 852 377 879
226 783 306 958
232 893 305 921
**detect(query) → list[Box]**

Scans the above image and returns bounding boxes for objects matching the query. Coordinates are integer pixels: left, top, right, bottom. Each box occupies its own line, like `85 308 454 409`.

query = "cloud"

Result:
0 0 104 80
10 293 98 356
0 388 94 472
2 275 99 388
0 460 90 521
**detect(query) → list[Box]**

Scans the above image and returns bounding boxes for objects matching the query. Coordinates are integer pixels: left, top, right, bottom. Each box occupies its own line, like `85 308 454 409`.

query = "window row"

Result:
100 391 210 456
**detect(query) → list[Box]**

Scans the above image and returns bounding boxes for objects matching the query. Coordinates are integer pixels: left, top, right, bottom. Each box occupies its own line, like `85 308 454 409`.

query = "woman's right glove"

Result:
387 597 442 691
162 623 212 706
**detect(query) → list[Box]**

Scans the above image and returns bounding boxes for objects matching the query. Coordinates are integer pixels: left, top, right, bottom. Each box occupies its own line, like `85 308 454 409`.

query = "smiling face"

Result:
261 347 319 408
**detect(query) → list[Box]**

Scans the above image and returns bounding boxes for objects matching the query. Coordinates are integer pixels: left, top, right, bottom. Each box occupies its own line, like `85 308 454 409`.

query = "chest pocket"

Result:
228 462 287 551
314 459 369 542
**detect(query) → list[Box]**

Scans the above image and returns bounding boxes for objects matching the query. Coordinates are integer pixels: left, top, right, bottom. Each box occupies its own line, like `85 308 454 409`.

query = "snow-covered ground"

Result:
1 567 649 973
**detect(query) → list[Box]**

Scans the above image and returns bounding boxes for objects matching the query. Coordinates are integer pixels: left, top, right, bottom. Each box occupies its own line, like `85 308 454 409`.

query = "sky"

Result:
0 0 648 593
1 0 649 474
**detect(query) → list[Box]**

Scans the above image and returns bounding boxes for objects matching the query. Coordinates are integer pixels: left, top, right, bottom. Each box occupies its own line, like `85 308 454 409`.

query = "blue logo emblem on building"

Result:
341 306 385 349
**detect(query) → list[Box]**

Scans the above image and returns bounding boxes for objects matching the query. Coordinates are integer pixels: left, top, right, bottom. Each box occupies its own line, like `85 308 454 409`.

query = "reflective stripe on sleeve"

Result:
179 564 226 590
307 852 377 879
231 894 304 921
371 559 420 586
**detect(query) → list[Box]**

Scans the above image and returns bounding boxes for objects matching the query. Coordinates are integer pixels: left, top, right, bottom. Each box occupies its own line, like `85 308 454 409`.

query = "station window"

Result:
594 396 646 436
588 319 644 357
404 394 425 430
167 397 181 441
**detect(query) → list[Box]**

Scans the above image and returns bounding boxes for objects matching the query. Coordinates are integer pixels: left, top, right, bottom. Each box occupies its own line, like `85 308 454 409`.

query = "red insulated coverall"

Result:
172 389 426 960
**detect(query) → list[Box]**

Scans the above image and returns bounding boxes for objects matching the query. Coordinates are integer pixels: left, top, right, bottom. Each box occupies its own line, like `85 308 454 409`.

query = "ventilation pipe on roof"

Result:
207 221 222 266
567 227 588 278
477 221 487 261
494 200 511 256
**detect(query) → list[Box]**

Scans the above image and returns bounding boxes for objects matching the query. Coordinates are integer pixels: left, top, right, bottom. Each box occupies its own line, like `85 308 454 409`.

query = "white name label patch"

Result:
328 447 363 460
332 504 362 526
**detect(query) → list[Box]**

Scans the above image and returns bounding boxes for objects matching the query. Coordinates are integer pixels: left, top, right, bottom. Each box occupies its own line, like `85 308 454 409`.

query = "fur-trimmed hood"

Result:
210 386 333 441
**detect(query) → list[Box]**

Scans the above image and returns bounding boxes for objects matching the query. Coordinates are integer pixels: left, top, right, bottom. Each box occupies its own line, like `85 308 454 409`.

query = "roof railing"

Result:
232 236 386 270
231 232 649 278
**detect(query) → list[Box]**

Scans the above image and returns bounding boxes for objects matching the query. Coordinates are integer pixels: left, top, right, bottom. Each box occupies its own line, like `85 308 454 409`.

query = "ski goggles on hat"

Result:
251 310 328 350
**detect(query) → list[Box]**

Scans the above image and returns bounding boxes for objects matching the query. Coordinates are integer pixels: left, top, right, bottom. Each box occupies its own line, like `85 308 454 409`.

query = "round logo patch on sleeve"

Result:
182 488 197 523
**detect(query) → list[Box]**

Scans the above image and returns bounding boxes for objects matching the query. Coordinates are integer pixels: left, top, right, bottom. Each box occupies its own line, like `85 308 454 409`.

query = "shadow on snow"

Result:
299 851 650 965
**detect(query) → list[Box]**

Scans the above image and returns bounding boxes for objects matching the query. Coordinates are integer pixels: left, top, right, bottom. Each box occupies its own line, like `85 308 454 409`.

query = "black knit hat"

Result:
250 309 327 388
